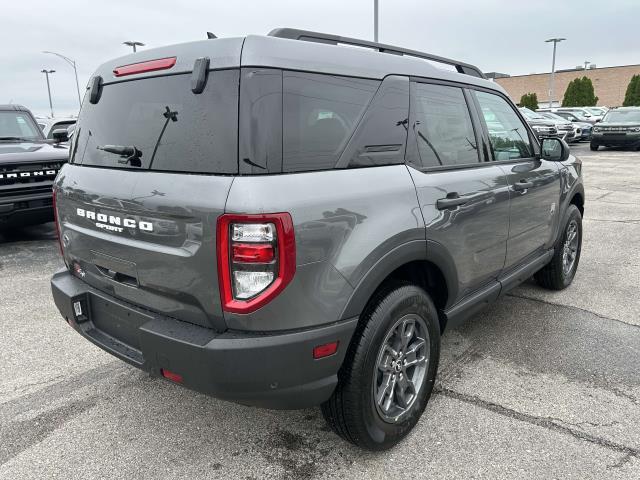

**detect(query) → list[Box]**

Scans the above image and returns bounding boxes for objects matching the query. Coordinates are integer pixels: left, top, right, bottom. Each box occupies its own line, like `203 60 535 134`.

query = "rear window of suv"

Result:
73 69 239 173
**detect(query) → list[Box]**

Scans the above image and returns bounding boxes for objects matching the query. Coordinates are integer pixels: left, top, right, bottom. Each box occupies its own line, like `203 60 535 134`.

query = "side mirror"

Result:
541 137 570 162
52 129 69 143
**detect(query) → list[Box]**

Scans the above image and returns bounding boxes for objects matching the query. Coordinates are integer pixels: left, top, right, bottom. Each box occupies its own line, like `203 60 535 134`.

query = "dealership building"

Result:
488 64 640 108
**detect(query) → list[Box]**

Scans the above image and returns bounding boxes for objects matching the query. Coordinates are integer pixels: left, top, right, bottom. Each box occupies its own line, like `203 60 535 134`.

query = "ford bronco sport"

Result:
1 104 68 228
51 29 585 450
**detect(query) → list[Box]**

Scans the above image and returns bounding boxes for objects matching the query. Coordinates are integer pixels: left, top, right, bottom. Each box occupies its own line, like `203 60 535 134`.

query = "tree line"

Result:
518 74 640 109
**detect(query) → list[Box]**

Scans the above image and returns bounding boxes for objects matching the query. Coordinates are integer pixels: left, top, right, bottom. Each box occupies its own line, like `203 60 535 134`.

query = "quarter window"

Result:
410 82 479 168
282 72 379 172
474 91 533 160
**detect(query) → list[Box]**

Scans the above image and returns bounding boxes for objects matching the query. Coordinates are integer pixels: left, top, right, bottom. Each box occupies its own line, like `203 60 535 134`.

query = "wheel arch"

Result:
340 240 458 332
570 190 584 217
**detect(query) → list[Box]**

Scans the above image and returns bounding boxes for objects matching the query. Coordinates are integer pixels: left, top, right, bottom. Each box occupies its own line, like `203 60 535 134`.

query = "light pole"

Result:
41 69 55 118
545 37 566 108
583 60 591 70
123 41 145 53
374 0 379 42
43 51 82 109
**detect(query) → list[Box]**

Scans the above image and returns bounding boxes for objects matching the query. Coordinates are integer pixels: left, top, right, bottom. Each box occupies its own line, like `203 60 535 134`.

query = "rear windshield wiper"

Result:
97 144 142 167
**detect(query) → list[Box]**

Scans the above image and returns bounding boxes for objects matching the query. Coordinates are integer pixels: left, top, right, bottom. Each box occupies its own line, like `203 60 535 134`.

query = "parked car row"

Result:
519 107 578 142
537 107 607 124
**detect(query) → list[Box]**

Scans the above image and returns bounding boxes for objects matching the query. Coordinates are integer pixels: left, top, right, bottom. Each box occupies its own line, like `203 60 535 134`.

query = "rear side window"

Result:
282 72 379 172
474 91 533 160
409 82 479 168
73 69 239 173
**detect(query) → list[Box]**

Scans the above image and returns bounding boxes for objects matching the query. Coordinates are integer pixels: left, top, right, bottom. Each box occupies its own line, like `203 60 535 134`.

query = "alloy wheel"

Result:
373 314 429 423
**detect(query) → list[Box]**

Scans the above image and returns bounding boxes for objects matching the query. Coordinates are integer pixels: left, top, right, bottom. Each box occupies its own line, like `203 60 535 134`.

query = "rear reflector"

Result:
313 341 339 359
113 57 177 77
160 369 183 383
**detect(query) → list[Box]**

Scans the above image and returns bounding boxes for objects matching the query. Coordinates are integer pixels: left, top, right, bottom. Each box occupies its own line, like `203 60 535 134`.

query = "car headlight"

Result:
630 127 640 132
593 126 600 132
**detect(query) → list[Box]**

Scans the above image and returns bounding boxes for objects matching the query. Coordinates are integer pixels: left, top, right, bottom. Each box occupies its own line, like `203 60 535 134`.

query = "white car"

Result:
35 116 77 139
538 108 602 124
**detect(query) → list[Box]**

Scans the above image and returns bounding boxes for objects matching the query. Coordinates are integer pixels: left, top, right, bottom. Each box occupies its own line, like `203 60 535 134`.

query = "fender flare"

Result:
339 239 459 319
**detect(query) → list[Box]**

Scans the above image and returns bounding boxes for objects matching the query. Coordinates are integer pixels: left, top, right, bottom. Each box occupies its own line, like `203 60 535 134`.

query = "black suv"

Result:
50 29 585 450
0 105 68 228
590 107 640 150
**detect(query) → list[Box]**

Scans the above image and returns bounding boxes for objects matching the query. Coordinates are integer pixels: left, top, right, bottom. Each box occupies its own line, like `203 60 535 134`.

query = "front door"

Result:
406 81 510 304
472 90 562 269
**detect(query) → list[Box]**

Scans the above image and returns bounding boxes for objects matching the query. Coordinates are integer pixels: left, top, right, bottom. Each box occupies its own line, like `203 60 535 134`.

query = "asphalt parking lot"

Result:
1 143 638 479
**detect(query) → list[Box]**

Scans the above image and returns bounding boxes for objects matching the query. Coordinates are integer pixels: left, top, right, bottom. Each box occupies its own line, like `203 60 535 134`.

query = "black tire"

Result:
589 142 599 151
321 283 440 450
535 204 582 290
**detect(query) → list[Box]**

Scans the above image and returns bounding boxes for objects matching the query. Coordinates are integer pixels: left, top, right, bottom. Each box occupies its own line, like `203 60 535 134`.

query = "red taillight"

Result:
313 342 339 359
160 369 183 383
232 243 275 263
217 213 296 314
113 57 176 77
52 188 63 256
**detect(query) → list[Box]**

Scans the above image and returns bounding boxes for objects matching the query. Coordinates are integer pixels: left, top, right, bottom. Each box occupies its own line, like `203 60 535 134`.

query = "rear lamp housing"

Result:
217 213 295 313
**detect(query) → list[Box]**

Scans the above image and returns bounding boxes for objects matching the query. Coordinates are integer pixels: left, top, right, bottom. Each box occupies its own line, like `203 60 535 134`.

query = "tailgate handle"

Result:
96 265 138 287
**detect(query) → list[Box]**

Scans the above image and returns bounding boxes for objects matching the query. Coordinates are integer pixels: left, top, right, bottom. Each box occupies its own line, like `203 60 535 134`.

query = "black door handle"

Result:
436 192 487 210
513 180 534 191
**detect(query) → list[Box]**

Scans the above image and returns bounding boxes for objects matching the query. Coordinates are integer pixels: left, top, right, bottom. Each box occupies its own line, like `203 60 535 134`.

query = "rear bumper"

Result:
51 269 357 409
0 191 53 226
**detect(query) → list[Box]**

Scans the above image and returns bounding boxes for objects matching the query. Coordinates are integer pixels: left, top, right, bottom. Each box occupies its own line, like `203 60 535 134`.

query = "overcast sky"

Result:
2 0 637 117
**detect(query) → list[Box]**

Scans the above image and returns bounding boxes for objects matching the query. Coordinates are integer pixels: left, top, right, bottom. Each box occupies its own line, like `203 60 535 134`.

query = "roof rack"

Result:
268 28 485 79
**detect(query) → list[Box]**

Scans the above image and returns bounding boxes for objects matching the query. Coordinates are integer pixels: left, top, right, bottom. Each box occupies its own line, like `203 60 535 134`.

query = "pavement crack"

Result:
607 452 634 470
506 293 639 330
435 387 640 459
592 191 614 201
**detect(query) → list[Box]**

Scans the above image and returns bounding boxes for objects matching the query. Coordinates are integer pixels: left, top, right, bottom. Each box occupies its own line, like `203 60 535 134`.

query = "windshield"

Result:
0 111 43 141
586 108 604 116
561 110 588 120
603 109 640 123
541 112 567 122
73 70 239 173
519 107 546 120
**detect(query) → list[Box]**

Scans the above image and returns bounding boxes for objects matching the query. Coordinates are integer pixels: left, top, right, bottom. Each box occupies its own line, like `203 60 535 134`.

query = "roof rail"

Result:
268 28 485 79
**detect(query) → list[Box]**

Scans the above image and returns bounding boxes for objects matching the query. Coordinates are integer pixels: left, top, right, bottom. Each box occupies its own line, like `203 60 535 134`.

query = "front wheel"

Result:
535 204 582 290
321 283 440 450
590 142 599 151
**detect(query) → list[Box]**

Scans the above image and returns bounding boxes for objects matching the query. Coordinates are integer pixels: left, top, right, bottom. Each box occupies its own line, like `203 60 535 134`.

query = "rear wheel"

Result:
321 283 440 450
589 142 599 151
535 204 582 290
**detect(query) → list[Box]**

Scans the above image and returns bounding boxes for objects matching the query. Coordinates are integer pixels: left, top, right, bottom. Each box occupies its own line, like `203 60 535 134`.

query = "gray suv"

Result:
50 29 585 450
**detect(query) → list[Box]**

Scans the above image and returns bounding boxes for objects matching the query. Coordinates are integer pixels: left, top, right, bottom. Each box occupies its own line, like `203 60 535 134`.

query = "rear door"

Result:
471 90 561 269
56 49 241 331
406 81 510 304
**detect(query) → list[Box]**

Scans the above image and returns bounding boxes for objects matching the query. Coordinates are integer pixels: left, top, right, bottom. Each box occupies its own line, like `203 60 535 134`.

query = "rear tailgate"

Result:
54 39 243 330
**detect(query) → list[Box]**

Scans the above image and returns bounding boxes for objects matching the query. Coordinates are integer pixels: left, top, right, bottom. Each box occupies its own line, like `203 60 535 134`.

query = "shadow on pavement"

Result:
0 222 57 244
